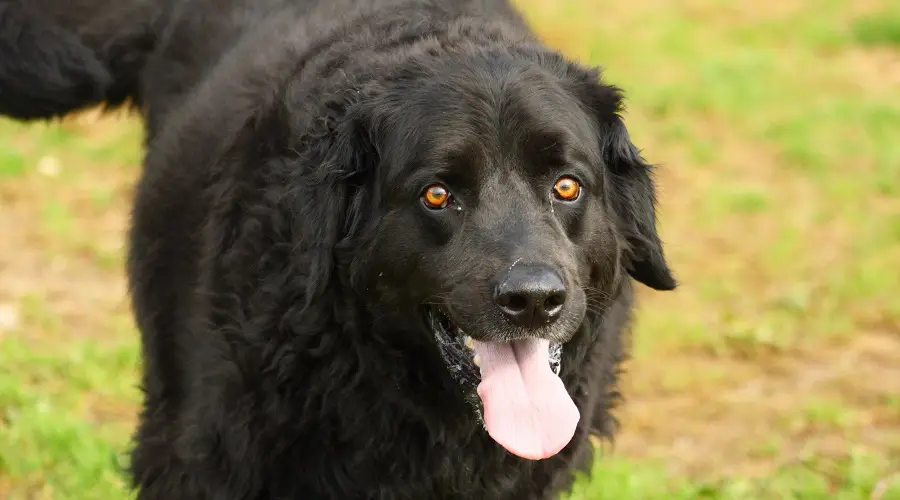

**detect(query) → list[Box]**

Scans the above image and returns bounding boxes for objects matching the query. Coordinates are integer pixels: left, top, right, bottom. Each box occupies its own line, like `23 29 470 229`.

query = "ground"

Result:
1 1 899 498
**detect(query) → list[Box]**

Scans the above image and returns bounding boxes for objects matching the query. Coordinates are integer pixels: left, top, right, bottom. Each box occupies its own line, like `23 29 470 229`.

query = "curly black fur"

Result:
1 0 676 498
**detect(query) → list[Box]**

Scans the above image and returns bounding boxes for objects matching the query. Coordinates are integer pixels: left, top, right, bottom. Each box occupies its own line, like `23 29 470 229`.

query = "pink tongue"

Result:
472 338 580 460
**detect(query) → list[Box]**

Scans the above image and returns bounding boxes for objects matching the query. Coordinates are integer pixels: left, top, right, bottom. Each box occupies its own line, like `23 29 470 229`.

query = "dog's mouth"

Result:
425 306 580 461
426 307 563 382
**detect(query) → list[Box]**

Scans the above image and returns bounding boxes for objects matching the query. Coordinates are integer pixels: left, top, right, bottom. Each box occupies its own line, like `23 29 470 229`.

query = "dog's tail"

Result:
0 1 154 121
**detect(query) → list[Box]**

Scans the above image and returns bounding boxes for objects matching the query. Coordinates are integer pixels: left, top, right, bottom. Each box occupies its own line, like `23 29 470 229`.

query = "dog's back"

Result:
0 0 526 123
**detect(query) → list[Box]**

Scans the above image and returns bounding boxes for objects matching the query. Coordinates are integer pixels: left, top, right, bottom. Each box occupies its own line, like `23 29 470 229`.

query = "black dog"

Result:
0 0 676 497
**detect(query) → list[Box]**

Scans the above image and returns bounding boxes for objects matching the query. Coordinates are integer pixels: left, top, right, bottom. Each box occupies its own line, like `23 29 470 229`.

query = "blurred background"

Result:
1 0 898 498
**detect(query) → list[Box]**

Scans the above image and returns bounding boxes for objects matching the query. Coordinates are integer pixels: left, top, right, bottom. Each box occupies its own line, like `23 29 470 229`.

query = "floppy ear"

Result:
287 101 378 302
573 72 676 291
601 117 676 290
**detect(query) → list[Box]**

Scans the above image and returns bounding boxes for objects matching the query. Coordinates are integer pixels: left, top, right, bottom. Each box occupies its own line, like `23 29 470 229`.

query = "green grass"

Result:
853 11 900 48
1 0 899 498
565 451 900 500
0 338 138 498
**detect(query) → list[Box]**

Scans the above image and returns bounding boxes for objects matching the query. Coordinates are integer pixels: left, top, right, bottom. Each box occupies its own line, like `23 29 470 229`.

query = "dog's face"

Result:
369 67 612 367
325 50 675 459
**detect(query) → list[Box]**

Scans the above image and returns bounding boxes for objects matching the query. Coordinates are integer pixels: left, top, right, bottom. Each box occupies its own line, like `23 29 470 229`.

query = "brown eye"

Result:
422 184 451 209
552 176 581 201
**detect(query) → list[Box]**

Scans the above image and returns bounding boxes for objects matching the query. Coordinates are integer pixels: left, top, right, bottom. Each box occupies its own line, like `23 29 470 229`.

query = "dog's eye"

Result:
422 184 451 209
552 176 581 201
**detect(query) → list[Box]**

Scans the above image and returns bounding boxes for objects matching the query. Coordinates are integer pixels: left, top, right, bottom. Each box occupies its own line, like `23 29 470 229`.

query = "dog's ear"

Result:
287 99 379 301
601 116 676 290
572 71 676 291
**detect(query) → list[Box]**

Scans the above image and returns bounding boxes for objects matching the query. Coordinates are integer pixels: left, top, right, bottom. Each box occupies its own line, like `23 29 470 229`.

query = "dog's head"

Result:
289 45 675 460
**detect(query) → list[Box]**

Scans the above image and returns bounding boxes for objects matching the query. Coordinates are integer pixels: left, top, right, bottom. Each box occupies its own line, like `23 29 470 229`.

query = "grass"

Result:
853 10 900 48
1 0 899 498
565 450 899 500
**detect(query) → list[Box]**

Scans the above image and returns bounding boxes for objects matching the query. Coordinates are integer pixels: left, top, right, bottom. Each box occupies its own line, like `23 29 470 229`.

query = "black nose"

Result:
493 263 567 328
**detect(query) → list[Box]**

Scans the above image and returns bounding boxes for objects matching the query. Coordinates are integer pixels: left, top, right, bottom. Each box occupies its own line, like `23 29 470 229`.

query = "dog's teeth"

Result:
464 336 473 349
473 354 480 367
